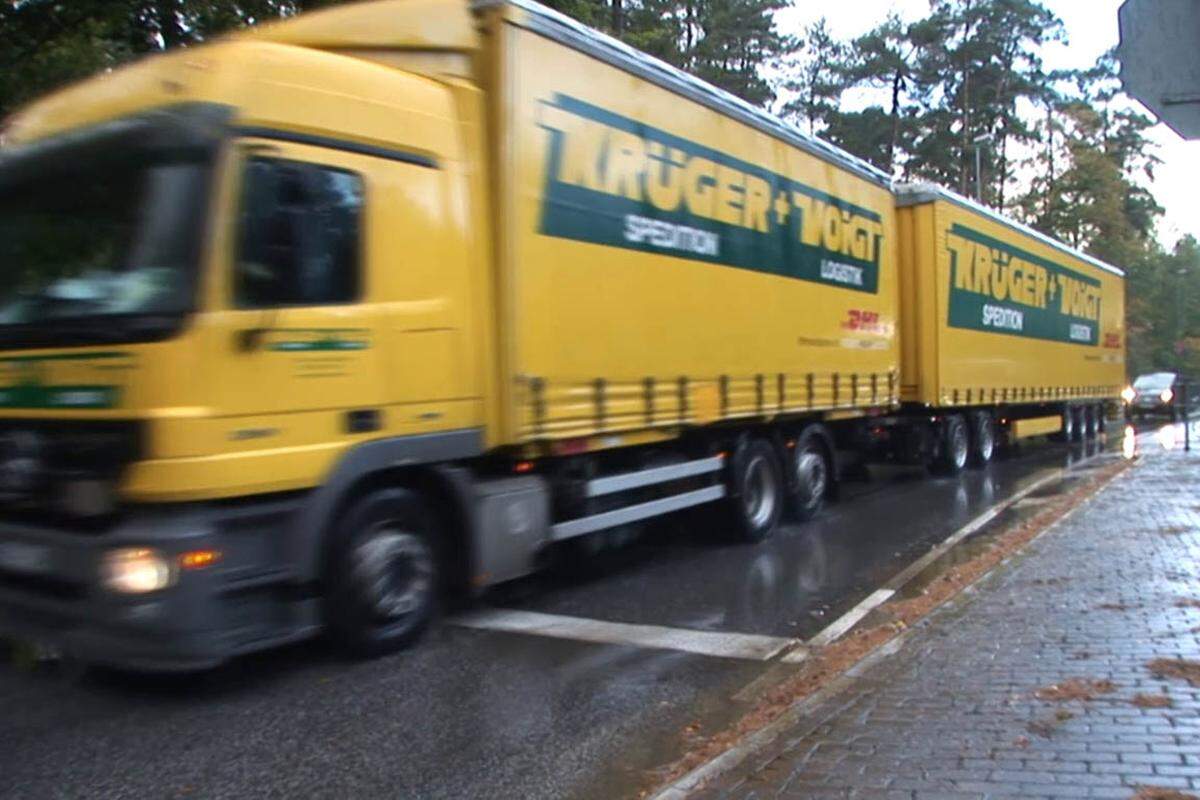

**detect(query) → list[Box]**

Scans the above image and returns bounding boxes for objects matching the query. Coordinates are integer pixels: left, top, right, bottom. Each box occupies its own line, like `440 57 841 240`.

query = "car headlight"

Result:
1121 386 1136 404
100 548 175 594
1161 388 1174 403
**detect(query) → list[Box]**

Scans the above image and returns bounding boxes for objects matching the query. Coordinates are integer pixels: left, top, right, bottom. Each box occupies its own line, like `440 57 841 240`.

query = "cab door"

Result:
209 140 385 450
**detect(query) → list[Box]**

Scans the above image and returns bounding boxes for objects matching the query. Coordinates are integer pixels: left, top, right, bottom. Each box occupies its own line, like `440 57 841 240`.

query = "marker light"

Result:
1121 386 1136 404
180 549 222 570
101 548 175 594
1160 388 1174 403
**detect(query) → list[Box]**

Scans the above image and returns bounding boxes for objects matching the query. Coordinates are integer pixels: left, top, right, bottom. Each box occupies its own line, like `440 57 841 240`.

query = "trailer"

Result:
887 183 1125 467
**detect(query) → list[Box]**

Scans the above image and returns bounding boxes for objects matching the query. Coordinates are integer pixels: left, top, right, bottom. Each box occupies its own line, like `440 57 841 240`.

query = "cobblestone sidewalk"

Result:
693 446 1200 800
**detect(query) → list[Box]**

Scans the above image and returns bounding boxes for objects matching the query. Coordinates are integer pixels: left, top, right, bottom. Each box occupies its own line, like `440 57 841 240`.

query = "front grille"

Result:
0 567 85 601
0 419 143 526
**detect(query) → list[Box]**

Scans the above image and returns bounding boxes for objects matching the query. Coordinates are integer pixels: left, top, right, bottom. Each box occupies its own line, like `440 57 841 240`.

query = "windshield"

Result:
1133 372 1176 391
0 154 209 341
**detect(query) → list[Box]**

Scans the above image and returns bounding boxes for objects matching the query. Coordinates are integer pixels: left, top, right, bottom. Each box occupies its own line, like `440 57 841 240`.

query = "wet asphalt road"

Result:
0 430 1146 800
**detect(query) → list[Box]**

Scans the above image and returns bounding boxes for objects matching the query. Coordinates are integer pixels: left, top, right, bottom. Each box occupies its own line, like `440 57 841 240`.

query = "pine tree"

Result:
904 0 1062 206
685 0 787 106
779 18 847 136
837 14 917 174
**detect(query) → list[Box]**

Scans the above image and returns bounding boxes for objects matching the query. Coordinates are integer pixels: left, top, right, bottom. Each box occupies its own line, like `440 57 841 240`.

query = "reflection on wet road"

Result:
0 430 1146 800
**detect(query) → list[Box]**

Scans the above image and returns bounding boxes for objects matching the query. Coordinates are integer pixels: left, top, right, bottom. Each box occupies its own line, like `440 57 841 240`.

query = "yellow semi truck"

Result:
0 0 1123 668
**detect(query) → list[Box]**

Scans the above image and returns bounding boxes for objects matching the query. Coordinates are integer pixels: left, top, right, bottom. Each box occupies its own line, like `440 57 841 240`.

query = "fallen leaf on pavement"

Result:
1130 693 1173 709
1034 678 1117 702
1132 787 1199 800
1146 658 1200 687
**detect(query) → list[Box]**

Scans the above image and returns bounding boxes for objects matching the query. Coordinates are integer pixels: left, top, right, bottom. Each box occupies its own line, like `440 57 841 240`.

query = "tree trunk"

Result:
155 0 185 49
611 0 623 35
685 0 694 56
997 128 1008 210
1044 103 1055 224
888 70 901 174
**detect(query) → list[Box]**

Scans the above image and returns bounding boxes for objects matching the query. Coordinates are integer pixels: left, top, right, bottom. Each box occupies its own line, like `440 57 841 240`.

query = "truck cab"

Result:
0 11 491 669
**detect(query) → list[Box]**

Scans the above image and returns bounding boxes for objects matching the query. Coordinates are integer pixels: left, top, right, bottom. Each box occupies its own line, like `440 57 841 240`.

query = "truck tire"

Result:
933 414 969 474
326 487 439 658
788 428 830 522
1070 406 1086 443
967 411 995 467
1060 406 1075 442
724 438 784 542
1084 405 1099 440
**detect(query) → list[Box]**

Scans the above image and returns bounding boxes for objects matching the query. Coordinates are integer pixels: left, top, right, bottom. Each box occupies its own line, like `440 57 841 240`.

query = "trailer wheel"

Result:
1059 406 1075 442
724 439 784 542
1070 406 1086 443
967 411 995 467
1084 406 1099 440
933 414 969 474
326 487 439 658
788 428 830 522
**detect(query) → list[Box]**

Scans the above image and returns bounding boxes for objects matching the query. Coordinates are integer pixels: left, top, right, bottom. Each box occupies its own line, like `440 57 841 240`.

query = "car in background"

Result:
1122 372 1196 420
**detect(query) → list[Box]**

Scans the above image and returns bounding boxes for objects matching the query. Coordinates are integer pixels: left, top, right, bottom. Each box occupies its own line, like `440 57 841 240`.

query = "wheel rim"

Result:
796 448 827 505
743 454 778 528
1063 411 1073 438
350 526 434 622
951 421 968 469
977 419 994 461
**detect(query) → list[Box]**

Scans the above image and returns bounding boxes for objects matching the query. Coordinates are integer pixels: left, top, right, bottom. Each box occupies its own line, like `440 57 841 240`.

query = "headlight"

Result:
100 548 175 594
1161 388 1174 403
1121 386 1136 404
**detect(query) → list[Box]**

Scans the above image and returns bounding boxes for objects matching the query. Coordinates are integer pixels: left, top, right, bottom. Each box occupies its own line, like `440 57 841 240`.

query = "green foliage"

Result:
779 18 845 136
0 0 343 122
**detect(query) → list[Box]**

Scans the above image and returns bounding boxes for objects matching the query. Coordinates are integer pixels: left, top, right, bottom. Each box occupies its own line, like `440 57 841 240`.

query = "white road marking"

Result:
456 469 1073 664
803 589 895 651
880 469 1063 594
793 469 1066 651
453 609 801 661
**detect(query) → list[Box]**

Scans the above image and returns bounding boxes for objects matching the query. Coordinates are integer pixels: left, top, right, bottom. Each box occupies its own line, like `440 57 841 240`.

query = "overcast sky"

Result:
776 0 1198 249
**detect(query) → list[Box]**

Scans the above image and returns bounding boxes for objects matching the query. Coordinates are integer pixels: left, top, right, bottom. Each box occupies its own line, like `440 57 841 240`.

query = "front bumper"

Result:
0 499 314 672
1129 398 1173 416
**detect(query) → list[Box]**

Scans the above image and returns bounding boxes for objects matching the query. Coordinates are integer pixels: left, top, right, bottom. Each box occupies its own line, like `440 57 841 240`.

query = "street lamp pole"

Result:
1178 266 1189 372
974 147 982 202
972 133 992 204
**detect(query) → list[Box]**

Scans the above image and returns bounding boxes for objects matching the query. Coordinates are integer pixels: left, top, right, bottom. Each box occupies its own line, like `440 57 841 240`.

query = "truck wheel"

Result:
933 414 969 474
326 488 439 658
788 428 830 522
1084 406 1099 440
1059 406 1075 442
1070 406 1086 442
724 439 784 542
967 411 995 467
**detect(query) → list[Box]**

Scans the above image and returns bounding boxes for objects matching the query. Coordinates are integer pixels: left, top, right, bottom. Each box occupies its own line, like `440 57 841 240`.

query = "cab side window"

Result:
235 157 364 308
